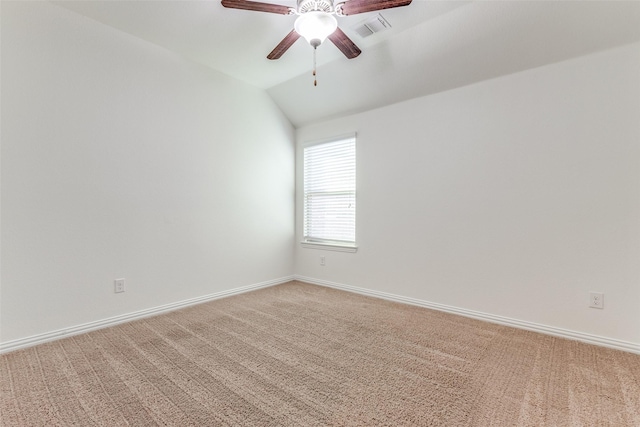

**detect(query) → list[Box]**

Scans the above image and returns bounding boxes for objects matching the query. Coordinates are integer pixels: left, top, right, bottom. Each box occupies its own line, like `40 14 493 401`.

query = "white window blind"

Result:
303 135 356 245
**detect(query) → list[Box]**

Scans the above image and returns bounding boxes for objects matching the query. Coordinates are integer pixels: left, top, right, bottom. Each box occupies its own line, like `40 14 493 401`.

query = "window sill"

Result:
301 241 358 253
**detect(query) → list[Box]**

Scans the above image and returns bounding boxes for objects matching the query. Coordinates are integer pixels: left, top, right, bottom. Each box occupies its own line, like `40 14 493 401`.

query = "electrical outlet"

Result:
589 292 603 309
114 278 125 293
320 256 326 266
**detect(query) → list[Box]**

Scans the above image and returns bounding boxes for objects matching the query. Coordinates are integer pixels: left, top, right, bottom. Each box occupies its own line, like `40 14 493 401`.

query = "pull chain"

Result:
313 46 317 86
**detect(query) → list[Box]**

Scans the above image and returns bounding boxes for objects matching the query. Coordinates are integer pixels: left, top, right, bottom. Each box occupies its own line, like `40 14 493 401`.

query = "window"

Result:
303 135 356 250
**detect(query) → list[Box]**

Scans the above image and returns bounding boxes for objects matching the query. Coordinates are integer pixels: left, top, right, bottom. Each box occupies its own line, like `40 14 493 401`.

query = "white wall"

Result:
1 1 294 343
295 42 640 346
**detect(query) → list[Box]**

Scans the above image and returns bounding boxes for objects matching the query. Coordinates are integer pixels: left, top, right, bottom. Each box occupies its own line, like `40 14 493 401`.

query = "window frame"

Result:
301 134 357 252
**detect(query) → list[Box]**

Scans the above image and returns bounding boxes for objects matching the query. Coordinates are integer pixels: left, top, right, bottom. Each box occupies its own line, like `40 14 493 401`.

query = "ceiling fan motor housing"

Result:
297 0 334 14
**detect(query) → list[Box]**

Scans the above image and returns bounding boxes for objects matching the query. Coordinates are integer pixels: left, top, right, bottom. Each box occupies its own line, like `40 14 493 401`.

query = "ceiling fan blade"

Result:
338 0 412 16
267 30 301 60
327 28 361 59
221 0 292 15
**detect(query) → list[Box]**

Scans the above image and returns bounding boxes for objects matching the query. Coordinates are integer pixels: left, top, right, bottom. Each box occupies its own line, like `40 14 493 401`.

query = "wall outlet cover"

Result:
589 292 603 309
114 278 125 293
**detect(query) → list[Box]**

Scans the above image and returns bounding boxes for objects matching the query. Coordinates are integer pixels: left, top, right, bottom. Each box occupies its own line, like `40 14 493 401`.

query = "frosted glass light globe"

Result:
294 12 338 48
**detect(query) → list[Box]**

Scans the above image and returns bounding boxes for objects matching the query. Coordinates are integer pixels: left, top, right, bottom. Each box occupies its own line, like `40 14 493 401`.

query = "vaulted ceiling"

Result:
54 0 640 127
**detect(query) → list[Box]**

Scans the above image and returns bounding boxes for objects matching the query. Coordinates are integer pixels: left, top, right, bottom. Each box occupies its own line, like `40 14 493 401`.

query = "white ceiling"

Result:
54 0 640 127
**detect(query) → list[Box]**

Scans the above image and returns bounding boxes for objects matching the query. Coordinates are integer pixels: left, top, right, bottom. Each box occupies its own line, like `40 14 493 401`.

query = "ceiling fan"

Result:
221 0 412 84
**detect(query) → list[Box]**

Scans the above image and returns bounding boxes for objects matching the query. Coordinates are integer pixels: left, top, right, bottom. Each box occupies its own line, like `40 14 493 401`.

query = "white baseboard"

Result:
0 276 294 355
294 275 640 355
5 275 637 355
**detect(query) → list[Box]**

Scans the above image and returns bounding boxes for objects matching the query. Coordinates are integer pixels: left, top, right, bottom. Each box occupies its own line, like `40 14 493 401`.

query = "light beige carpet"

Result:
1 281 639 426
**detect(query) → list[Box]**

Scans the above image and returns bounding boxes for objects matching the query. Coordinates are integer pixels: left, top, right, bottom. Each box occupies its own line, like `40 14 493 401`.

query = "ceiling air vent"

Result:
353 13 391 38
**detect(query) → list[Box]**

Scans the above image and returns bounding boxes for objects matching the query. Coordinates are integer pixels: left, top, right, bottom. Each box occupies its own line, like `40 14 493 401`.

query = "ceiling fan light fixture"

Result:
294 12 338 47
